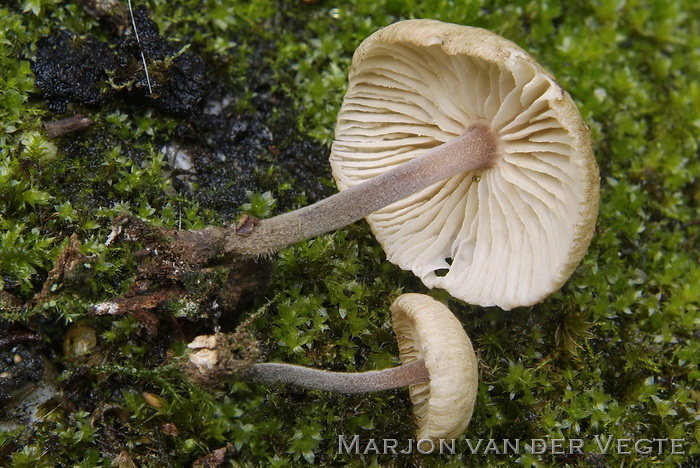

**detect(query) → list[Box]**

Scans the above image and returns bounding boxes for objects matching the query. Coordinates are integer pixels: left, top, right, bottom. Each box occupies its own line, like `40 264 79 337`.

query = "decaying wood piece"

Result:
35 233 96 304
43 114 94 139
90 216 273 320
38 216 272 322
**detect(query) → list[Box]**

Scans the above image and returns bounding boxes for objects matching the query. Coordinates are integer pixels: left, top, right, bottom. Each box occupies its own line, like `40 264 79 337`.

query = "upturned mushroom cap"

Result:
331 20 600 310
390 293 478 441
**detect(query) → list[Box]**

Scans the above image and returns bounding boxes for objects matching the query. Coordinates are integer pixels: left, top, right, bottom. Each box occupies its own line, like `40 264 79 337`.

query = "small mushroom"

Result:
165 19 598 310
390 293 478 441
187 294 478 441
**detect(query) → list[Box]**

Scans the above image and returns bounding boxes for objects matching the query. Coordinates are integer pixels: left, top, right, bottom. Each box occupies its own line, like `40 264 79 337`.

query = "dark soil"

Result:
0 326 44 407
31 6 332 221
31 6 207 116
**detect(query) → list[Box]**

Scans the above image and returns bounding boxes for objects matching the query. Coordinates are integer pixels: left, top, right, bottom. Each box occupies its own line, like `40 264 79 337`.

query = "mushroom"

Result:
329 20 599 309
187 293 478 441
390 293 478 441
166 19 598 310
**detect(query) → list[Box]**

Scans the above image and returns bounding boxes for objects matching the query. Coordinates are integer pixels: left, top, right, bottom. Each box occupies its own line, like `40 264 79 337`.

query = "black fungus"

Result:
31 31 117 113
31 6 208 116
117 7 208 115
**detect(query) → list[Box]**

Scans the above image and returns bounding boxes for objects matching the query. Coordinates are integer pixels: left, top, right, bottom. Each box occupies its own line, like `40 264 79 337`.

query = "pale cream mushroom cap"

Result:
390 293 478 441
331 20 600 310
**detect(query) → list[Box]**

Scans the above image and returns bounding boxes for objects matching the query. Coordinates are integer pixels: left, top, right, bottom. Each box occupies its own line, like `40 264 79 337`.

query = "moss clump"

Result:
1 0 699 467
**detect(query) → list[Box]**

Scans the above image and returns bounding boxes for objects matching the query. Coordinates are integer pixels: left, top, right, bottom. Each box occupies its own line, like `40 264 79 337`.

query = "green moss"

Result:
1 0 698 466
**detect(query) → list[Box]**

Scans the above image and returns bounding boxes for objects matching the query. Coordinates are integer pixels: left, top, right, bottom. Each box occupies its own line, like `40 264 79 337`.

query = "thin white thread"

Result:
127 0 152 94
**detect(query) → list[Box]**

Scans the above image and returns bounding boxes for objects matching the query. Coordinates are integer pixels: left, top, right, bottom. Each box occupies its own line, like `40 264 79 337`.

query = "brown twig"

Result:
43 114 93 139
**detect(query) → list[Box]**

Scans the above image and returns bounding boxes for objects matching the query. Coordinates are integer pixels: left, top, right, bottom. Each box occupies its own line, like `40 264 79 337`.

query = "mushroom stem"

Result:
223 122 498 256
240 359 430 394
165 122 497 263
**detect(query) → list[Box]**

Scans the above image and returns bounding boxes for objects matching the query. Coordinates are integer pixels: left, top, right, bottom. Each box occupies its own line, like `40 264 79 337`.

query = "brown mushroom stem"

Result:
229 122 497 255
239 359 430 394
168 122 497 261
